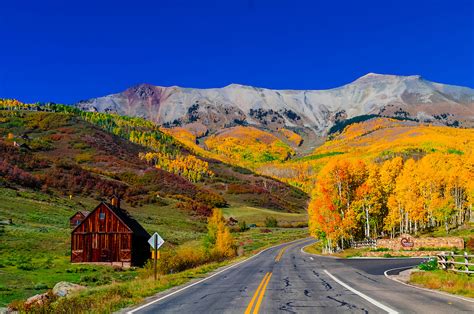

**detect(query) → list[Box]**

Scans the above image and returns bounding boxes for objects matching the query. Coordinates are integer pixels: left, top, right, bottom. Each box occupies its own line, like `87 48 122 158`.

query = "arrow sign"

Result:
148 232 164 250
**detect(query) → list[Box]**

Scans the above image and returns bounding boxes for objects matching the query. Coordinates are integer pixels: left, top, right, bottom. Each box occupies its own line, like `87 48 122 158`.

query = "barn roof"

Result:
69 210 90 220
71 201 151 239
103 202 151 238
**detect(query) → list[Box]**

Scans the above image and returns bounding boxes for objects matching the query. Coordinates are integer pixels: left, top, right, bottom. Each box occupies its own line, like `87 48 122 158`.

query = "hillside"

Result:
77 73 474 148
0 108 309 305
256 117 474 192
0 106 308 214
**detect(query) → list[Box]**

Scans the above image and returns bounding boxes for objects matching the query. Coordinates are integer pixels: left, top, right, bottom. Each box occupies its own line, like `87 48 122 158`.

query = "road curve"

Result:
126 238 473 313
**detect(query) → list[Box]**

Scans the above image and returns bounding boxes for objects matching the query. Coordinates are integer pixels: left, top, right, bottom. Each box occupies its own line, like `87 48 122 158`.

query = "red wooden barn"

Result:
69 211 90 228
71 196 150 267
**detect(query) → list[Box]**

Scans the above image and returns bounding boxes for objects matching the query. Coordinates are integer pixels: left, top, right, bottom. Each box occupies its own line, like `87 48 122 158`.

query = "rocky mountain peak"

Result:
76 74 474 141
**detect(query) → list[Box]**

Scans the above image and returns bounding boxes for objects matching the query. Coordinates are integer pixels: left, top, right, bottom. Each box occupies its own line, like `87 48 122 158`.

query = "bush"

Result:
75 152 94 163
264 216 278 228
418 258 438 271
238 220 250 232
156 246 208 274
465 237 474 252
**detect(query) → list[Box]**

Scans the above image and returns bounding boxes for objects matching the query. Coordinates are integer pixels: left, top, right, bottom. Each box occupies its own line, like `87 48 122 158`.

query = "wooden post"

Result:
439 252 446 270
450 251 455 271
465 251 469 273
154 235 158 281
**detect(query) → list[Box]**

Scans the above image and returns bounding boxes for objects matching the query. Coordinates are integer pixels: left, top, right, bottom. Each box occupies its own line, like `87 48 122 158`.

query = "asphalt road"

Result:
127 239 473 313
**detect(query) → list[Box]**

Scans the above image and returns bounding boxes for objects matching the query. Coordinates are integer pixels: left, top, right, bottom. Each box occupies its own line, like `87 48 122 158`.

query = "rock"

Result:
24 293 50 308
0 219 12 225
52 281 85 297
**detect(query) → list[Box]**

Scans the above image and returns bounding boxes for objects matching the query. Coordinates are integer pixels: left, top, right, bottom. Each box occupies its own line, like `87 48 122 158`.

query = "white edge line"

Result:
127 237 311 313
383 266 474 303
324 269 398 314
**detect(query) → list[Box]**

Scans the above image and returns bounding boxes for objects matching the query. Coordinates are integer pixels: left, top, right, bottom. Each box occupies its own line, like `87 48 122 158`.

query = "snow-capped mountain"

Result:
76 73 474 136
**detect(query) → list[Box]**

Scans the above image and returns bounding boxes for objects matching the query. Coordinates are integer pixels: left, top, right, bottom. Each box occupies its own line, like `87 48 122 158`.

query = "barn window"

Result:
76 220 80 225
99 212 105 220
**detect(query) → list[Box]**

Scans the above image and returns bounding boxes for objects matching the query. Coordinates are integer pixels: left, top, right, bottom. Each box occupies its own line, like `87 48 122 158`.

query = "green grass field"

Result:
0 187 208 306
223 203 307 226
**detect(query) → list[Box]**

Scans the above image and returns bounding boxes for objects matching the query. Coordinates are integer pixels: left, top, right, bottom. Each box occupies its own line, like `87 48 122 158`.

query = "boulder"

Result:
24 293 50 308
52 281 85 297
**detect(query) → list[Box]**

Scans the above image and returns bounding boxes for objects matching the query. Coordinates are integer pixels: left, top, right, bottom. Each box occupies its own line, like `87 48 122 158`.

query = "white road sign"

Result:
148 232 164 249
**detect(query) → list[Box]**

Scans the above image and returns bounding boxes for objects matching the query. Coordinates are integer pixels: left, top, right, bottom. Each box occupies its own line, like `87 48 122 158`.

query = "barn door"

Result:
91 234 100 262
120 234 131 262
84 234 92 262
100 234 111 262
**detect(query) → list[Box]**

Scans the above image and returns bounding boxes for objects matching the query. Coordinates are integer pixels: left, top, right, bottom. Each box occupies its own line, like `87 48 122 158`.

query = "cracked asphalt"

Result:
130 239 473 313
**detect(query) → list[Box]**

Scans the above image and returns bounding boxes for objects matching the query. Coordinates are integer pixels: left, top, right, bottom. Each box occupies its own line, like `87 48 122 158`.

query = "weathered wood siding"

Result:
71 204 132 264
70 212 85 228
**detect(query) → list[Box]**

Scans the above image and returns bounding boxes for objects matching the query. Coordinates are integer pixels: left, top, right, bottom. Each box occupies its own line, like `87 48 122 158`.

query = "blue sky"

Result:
0 0 472 103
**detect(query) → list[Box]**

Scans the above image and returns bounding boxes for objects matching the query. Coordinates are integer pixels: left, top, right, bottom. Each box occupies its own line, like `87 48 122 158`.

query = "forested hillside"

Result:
0 99 308 215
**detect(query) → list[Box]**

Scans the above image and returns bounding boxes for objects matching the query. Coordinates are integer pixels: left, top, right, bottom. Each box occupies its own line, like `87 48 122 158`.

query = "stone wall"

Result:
377 234 464 251
363 251 443 257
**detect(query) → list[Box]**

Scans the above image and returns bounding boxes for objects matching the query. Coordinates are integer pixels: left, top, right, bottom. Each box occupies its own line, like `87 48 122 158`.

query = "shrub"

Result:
176 199 213 217
418 258 438 271
465 237 474 252
238 220 250 232
156 246 208 274
29 137 53 151
264 216 278 228
75 152 94 163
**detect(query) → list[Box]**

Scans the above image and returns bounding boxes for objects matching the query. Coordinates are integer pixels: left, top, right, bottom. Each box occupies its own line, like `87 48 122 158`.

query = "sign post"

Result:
148 232 164 281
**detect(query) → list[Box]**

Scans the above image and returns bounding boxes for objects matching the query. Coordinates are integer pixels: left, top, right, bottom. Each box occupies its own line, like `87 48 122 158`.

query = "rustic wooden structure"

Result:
437 251 474 275
69 211 90 228
71 196 150 267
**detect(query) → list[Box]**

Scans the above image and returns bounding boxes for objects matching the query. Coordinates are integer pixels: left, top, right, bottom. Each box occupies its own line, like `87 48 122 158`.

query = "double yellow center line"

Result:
244 272 273 314
244 243 299 313
274 246 288 262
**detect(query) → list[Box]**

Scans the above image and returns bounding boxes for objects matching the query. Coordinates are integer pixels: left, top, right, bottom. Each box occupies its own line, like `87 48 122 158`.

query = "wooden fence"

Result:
437 252 474 275
350 239 377 249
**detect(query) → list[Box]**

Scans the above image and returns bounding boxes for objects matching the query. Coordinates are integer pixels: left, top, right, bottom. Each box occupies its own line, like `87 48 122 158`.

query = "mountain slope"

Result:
0 109 308 215
77 73 474 141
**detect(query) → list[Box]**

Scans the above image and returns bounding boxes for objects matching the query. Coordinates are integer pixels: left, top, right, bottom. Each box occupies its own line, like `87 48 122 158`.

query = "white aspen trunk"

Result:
365 206 370 238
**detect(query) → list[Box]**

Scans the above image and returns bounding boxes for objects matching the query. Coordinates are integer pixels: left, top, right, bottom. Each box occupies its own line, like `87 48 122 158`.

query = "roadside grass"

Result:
409 270 474 298
10 260 234 313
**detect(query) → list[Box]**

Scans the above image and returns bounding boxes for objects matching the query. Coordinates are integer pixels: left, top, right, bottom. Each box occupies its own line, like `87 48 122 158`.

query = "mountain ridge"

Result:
76 73 474 141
